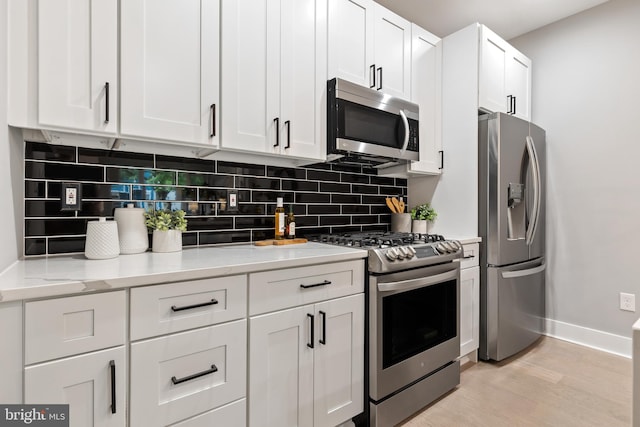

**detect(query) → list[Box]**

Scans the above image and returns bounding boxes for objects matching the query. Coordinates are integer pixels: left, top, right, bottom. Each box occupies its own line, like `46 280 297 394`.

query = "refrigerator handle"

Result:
525 135 542 245
501 263 546 279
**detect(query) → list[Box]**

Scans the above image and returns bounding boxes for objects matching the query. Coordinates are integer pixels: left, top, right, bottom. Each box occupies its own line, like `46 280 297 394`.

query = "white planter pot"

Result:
152 230 182 253
411 219 428 234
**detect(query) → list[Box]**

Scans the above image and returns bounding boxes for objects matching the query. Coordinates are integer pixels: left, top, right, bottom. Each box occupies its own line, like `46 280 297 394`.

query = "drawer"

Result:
25 291 126 364
172 399 246 427
130 275 246 340
130 320 246 427
460 243 480 269
249 259 364 315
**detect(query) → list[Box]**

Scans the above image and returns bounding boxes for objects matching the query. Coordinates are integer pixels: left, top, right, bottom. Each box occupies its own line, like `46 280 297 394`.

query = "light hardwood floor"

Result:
400 337 632 427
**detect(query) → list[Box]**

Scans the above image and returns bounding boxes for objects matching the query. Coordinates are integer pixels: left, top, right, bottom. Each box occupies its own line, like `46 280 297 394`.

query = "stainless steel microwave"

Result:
327 78 419 168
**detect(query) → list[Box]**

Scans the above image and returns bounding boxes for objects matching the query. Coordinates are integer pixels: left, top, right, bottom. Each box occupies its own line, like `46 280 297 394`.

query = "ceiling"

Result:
373 0 609 40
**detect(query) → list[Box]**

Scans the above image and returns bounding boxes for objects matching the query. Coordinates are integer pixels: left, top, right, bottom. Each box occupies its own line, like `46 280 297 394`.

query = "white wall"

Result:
511 0 640 355
0 0 21 271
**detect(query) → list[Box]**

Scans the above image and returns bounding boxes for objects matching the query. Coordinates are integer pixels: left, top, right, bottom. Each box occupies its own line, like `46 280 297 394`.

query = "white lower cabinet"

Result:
130 320 246 426
249 294 364 427
459 243 480 359
24 346 126 427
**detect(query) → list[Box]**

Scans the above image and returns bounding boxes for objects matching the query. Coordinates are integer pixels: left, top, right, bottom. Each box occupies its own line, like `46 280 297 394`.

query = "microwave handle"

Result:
399 110 409 152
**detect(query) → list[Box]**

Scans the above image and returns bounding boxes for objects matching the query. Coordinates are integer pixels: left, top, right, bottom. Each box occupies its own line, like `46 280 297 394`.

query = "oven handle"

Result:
377 268 458 293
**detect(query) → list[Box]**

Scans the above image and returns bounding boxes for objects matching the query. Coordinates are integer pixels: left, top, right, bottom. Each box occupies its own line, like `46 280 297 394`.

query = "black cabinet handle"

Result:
104 82 110 123
463 255 475 259
319 310 326 345
369 64 376 88
284 120 291 149
210 104 216 137
507 95 513 114
109 360 116 414
512 96 516 115
438 150 444 170
376 67 382 90
171 364 218 385
300 280 332 289
171 298 218 312
273 117 280 147
307 313 314 348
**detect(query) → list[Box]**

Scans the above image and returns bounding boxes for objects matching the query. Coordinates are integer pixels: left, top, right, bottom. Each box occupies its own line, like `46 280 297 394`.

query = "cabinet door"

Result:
25 347 126 427
121 0 219 145
314 294 364 427
249 305 314 427
408 24 442 175
278 0 327 160
38 0 117 134
459 266 480 357
479 26 509 115
220 0 276 154
373 5 411 100
507 50 532 121
328 0 375 88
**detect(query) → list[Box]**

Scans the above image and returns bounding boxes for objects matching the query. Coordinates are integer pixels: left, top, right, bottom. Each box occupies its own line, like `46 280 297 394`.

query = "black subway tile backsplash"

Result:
22 142 406 256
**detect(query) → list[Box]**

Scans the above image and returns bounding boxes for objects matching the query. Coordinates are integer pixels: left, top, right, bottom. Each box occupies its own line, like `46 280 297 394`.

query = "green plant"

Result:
410 203 437 221
144 209 187 231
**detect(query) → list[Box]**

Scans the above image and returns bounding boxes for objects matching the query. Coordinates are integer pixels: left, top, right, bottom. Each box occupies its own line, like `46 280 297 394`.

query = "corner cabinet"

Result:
479 26 531 121
381 24 442 177
248 260 365 427
220 0 327 162
328 0 411 100
120 0 220 146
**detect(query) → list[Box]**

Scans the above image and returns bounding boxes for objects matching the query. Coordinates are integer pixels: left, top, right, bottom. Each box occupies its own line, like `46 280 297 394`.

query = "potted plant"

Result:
410 203 437 234
144 209 188 253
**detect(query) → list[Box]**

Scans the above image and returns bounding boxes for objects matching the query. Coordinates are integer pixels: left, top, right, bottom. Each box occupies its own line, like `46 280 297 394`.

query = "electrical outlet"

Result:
620 292 636 312
226 190 238 212
60 182 82 211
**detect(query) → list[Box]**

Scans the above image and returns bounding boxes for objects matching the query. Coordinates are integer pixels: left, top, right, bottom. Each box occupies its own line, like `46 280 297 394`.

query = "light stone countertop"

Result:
454 237 482 245
0 242 368 303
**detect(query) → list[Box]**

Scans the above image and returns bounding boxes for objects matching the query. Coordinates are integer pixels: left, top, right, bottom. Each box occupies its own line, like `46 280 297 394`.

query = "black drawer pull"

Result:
109 360 116 414
171 364 218 385
300 280 332 289
171 299 218 312
463 255 475 259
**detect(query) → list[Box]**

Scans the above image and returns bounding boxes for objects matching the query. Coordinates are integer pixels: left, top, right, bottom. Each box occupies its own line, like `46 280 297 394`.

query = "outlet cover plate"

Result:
620 292 636 312
226 190 238 212
60 182 82 211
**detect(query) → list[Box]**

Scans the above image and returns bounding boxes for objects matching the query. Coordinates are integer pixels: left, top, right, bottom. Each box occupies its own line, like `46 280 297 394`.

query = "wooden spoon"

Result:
385 197 397 213
391 197 402 213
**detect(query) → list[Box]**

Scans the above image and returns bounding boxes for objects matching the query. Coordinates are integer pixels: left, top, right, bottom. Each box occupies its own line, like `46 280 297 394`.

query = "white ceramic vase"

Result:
114 204 148 254
152 230 183 253
85 218 120 260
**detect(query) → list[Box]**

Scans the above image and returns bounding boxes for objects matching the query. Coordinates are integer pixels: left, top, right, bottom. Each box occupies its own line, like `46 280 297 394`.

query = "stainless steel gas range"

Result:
312 232 463 426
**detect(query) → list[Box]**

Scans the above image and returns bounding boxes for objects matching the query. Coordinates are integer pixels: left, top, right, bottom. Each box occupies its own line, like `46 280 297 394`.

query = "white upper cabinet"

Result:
221 0 326 161
479 26 531 121
328 0 411 100
37 0 118 134
120 0 219 146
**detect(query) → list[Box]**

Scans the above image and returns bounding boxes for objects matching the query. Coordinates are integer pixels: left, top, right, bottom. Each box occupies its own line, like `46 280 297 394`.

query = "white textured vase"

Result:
85 218 120 260
152 230 183 253
114 204 149 254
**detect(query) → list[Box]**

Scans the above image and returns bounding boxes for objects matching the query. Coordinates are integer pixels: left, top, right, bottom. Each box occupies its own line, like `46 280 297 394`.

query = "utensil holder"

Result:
391 213 411 233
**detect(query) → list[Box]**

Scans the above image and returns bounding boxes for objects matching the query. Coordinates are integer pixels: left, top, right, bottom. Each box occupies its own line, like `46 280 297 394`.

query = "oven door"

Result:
369 261 460 401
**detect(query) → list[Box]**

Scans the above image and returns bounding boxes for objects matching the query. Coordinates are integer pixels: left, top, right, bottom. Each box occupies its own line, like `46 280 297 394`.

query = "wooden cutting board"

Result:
254 238 308 246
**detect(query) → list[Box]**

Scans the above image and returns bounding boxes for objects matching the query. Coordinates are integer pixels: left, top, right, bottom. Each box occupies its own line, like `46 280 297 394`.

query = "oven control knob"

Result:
434 242 444 254
406 246 416 256
385 248 398 261
397 246 408 258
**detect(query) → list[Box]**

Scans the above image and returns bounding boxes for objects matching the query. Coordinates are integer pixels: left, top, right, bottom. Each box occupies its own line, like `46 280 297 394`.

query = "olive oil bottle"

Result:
274 197 285 240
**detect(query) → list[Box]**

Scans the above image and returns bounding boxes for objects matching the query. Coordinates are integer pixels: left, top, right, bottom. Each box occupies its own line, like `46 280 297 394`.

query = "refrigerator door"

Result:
526 122 546 260
479 113 540 266
481 258 545 361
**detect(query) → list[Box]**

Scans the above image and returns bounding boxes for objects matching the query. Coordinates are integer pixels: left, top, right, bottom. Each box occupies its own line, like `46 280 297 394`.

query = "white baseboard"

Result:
545 318 632 359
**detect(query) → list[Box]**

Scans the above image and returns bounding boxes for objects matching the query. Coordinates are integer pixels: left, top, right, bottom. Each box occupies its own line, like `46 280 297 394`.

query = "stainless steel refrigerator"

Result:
478 112 546 362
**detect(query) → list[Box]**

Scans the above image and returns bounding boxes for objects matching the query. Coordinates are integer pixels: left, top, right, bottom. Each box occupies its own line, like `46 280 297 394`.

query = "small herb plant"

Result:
410 203 437 221
144 209 188 231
